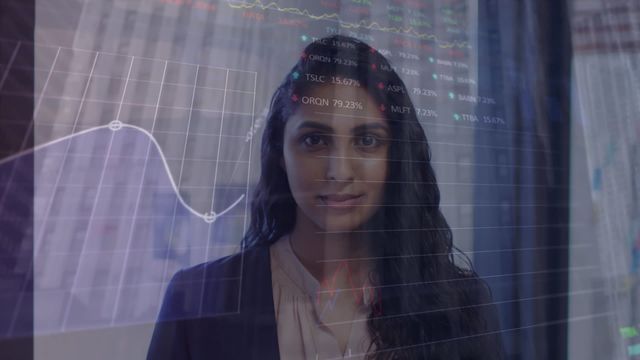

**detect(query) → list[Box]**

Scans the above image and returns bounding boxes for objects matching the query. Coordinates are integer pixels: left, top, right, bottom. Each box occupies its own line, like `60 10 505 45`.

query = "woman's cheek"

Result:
305 158 325 199
361 155 387 179
290 155 322 198
362 157 388 207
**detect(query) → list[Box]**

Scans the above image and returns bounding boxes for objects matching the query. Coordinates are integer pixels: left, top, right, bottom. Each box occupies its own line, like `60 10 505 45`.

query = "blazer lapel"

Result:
238 245 281 360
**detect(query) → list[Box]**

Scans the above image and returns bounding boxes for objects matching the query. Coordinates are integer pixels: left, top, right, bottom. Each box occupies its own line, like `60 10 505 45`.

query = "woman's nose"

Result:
324 144 355 182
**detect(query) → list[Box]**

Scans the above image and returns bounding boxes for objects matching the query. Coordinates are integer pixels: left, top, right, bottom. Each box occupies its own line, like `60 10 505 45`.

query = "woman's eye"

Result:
357 135 379 147
302 134 327 147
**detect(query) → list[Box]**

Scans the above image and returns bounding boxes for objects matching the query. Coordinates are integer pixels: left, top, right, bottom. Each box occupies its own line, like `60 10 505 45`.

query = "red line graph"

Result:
315 261 383 317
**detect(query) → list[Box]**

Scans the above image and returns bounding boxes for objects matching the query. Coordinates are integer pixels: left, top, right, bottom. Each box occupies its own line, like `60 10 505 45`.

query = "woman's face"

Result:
282 83 390 233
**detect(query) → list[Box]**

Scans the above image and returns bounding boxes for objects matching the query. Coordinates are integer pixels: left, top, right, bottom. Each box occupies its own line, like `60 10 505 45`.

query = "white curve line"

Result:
0 125 105 165
0 122 245 224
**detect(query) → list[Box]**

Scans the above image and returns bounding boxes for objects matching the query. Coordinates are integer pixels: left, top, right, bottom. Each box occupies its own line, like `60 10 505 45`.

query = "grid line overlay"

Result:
0 37 602 356
0 43 259 334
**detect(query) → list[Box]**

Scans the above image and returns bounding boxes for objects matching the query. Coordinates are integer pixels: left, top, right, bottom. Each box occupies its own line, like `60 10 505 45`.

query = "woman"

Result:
147 35 503 360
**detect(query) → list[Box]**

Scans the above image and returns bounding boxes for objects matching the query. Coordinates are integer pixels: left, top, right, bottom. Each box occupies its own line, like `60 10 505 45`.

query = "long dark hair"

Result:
243 35 502 359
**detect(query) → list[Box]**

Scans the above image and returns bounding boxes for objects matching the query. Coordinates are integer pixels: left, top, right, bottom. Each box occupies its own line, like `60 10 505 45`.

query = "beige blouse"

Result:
270 235 374 360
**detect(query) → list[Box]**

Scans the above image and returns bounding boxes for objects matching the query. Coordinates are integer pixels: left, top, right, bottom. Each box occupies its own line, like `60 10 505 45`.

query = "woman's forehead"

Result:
306 83 368 99
289 84 388 130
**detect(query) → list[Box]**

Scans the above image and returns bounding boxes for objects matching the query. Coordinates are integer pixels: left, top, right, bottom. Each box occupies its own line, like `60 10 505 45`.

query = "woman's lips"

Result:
318 194 365 209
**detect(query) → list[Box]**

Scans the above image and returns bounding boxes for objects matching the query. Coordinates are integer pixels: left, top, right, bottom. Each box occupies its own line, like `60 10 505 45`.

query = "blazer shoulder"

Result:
162 245 269 319
147 245 276 360
178 249 243 283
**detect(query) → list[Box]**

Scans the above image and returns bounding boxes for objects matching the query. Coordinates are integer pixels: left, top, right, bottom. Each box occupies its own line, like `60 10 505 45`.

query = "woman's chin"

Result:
314 217 367 233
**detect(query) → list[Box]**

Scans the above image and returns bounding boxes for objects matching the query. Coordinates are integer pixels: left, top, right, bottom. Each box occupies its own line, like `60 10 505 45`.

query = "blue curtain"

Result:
474 1 572 359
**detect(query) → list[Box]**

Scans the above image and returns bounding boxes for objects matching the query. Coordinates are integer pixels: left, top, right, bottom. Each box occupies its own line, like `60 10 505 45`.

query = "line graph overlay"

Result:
0 45 260 334
3 123 245 223
17 46 259 222
23 124 251 333
224 0 470 48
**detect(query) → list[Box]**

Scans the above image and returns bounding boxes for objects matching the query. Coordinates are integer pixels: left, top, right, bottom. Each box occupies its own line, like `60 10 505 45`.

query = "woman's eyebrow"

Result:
352 123 390 134
297 121 334 133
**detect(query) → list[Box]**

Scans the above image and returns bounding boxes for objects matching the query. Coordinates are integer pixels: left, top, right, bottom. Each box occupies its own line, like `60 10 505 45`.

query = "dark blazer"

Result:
147 244 280 360
146 244 503 360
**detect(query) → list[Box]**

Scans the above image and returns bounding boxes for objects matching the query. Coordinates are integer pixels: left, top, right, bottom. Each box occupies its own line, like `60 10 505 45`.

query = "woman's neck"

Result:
288 208 372 286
